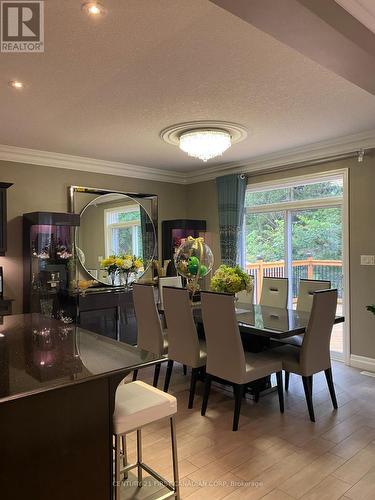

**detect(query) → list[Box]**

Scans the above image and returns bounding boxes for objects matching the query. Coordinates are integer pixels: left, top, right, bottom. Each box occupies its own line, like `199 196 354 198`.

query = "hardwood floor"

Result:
119 361 375 499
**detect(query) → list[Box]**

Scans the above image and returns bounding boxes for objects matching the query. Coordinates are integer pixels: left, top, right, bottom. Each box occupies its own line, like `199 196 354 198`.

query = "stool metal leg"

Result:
121 436 128 480
136 429 143 487
170 416 180 499
114 435 121 500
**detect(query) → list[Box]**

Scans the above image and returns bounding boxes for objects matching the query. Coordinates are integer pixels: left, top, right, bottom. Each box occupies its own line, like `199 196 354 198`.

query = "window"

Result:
243 173 345 356
105 205 142 257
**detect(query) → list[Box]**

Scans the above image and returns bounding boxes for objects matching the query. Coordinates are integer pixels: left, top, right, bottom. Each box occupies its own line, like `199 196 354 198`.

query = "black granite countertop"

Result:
0 314 163 403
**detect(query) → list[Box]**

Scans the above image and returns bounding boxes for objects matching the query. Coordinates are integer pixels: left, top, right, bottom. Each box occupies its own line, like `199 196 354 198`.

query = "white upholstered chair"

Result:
201 291 284 431
270 289 338 421
113 381 180 499
163 287 207 408
132 284 167 387
260 277 288 309
158 276 183 310
282 279 331 390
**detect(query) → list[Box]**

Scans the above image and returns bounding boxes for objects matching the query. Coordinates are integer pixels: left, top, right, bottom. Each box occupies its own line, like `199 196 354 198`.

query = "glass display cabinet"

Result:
162 219 207 276
23 212 80 322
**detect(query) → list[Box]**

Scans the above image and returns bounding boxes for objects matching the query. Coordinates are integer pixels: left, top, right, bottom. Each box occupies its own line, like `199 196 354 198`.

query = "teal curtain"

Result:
216 174 247 267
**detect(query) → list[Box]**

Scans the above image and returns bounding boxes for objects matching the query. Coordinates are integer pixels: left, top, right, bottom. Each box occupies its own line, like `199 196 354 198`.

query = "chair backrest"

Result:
236 274 255 306
158 276 182 309
260 277 288 308
163 287 201 367
201 291 246 383
300 289 337 376
297 279 331 312
133 284 164 355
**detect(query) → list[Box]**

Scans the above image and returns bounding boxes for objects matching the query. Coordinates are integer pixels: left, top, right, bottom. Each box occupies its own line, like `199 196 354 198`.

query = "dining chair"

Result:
163 287 207 408
260 277 288 309
270 289 338 422
158 276 183 310
281 279 331 390
236 274 255 306
132 284 167 387
200 291 284 431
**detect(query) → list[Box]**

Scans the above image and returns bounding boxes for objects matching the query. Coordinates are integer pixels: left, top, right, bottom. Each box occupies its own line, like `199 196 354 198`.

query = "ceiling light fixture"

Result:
9 80 24 89
179 129 231 162
82 1 106 17
160 121 247 162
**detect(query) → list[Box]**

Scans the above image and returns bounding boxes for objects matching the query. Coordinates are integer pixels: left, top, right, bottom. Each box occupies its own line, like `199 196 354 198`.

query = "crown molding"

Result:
185 129 375 184
0 128 374 186
0 144 187 184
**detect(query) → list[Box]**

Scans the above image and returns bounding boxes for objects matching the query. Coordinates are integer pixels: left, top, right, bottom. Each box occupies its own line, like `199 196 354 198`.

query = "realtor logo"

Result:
1 1 44 52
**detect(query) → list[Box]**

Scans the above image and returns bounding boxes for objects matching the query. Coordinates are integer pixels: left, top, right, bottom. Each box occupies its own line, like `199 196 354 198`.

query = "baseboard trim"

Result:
350 354 375 372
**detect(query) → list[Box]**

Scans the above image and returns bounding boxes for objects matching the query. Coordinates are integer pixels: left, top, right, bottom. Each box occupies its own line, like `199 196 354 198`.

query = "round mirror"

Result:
76 193 156 286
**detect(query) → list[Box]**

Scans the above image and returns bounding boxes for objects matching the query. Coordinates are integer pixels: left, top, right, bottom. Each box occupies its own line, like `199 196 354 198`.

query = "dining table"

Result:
0 313 166 500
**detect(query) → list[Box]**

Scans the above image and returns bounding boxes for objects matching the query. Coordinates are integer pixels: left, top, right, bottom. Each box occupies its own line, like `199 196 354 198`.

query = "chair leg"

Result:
285 371 290 391
233 384 245 431
276 371 284 413
132 369 138 382
183 364 187 375
201 374 212 416
153 362 161 388
302 375 315 422
188 368 199 409
170 416 180 499
121 435 128 480
325 367 338 409
114 435 121 500
163 360 174 392
254 391 260 402
136 429 142 487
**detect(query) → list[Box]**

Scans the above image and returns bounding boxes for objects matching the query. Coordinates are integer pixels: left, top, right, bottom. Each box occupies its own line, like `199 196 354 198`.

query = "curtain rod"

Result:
244 147 374 179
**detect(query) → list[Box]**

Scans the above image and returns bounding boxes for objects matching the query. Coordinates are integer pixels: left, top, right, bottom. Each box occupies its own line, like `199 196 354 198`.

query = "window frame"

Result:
104 204 141 257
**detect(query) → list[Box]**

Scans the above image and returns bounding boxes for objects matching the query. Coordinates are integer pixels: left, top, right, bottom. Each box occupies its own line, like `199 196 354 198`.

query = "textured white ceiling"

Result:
1 0 375 173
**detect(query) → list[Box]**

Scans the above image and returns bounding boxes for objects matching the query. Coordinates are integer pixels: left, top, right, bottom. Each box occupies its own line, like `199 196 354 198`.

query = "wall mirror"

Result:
69 187 157 286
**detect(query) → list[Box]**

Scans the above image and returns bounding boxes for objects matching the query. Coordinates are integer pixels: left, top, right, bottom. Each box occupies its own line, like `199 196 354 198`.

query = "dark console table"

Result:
0 314 164 500
78 287 137 345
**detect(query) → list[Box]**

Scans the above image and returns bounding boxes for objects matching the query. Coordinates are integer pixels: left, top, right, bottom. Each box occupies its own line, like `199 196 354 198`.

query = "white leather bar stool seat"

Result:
113 381 180 500
114 381 177 434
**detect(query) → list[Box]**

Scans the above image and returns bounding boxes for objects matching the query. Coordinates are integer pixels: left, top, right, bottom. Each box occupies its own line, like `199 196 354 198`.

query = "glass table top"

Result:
0 314 164 403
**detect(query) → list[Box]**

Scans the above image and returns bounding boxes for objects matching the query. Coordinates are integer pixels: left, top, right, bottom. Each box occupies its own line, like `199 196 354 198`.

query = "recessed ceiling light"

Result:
82 2 107 17
9 80 24 89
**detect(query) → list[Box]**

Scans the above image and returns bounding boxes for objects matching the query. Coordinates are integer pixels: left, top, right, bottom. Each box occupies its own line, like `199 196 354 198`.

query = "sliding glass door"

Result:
244 174 346 358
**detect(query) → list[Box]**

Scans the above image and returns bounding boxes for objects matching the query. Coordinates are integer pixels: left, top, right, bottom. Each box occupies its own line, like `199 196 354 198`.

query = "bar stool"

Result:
113 380 180 500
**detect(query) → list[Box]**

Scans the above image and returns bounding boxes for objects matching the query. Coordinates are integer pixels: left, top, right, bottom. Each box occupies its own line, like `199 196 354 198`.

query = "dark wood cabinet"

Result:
0 183 12 256
78 289 137 345
0 298 13 316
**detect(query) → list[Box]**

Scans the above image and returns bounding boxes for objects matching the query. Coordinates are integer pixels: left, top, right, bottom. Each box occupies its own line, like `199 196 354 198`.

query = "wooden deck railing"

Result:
246 256 343 303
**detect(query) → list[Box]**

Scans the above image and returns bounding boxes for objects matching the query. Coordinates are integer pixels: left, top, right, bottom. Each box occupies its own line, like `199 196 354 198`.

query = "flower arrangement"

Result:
210 265 253 295
101 255 143 286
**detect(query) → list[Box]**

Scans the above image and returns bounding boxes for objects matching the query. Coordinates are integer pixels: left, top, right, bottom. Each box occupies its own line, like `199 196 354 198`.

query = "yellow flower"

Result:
115 258 124 267
134 258 143 269
101 257 115 267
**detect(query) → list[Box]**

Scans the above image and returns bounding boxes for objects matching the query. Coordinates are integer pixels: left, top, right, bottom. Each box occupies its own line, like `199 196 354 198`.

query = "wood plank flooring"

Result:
119 361 375 499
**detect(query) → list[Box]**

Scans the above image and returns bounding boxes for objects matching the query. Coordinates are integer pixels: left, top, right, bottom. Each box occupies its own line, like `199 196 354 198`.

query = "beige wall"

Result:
187 156 375 360
0 160 187 313
2 155 375 360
